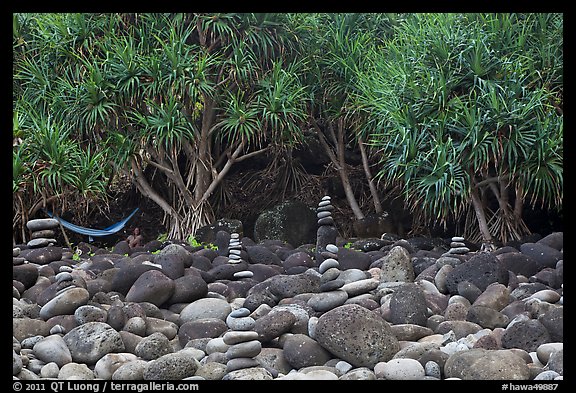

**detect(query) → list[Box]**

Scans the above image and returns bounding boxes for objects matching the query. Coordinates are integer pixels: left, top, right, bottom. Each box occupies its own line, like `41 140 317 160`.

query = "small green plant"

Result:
343 242 353 249
157 232 168 242
72 247 82 261
187 235 202 248
187 234 218 251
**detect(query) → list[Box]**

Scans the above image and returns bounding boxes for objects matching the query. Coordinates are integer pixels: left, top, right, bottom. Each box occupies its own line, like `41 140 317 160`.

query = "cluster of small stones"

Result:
228 233 253 280
442 236 470 256
315 196 338 265
26 218 60 249
13 197 564 381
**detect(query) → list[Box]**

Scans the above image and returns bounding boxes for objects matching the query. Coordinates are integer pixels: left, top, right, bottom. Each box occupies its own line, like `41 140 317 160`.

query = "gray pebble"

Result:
534 370 561 380
49 325 66 335
40 362 60 378
21 335 44 349
233 271 253 279
59 265 74 273
425 360 442 379
326 244 339 253
229 308 251 318
225 340 262 359
205 337 230 354
55 272 73 282
226 315 256 331
223 330 259 345
319 258 339 274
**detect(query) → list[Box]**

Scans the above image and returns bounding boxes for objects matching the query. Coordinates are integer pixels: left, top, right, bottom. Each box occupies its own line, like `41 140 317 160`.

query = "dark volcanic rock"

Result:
268 271 321 300
536 232 563 251
314 304 400 368
165 275 208 305
501 320 552 352
496 251 540 277
445 252 509 295
111 261 162 295
178 318 228 346
283 333 332 369
20 246 63 265
13 264 39 289
125 270 175 307
389 283 429 326
538 307 563 342
253 309 297 342
254 200 317 248
519 242 562 270
245 245 283 266
337 247 372 271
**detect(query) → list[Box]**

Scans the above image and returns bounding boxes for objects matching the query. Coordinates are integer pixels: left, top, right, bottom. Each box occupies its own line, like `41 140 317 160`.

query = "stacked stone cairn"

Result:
315 196 338 265
441 236 470 257
228 233 254 280
308 244 348 313
26 217 60 248
227 233 243 264
223 307 262 373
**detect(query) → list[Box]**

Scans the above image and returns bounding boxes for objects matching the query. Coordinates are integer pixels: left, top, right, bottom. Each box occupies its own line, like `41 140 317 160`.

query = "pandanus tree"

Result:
354 13 562 245
293 13 399 222
14 13 308 240
13 13 110 244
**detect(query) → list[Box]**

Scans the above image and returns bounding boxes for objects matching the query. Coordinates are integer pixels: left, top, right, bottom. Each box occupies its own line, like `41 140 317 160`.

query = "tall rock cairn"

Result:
315 196 338 265
223 307 262 373
228 232 254 280
308 244 348 313
227 233 243 264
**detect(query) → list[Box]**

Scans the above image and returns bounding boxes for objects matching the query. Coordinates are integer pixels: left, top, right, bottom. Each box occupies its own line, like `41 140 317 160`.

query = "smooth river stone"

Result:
223 331 259 345
319 258 340 274
39 287 90 320
307 290 348 312
225 340 262 359
225 315 256 331
340 278 379 297
33 335 72 367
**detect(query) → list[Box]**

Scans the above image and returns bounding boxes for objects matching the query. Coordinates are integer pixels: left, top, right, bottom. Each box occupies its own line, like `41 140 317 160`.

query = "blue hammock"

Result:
45 208 139 242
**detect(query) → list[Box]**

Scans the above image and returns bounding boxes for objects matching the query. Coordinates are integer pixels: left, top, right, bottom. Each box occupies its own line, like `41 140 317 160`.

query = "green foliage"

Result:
13 12 562 244
353 13 562 242
186 234 202 248
13 12 311 241
186 235 218 250
156 232 168 242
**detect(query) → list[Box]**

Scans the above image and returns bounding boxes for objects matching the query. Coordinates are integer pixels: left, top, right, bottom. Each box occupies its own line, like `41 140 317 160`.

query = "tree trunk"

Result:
358 135 382 214
470 183 493 245
312 117 365 220
486 177 530 242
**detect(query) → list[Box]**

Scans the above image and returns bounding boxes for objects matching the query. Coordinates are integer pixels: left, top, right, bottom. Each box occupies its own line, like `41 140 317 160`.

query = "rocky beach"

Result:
13 197 564 381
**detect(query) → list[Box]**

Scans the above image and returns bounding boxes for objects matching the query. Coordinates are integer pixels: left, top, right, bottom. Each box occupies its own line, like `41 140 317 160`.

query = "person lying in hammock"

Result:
127 227 143 248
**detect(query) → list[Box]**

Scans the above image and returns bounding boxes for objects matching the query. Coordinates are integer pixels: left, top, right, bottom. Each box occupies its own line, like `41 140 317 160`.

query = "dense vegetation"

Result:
13 13 563 246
